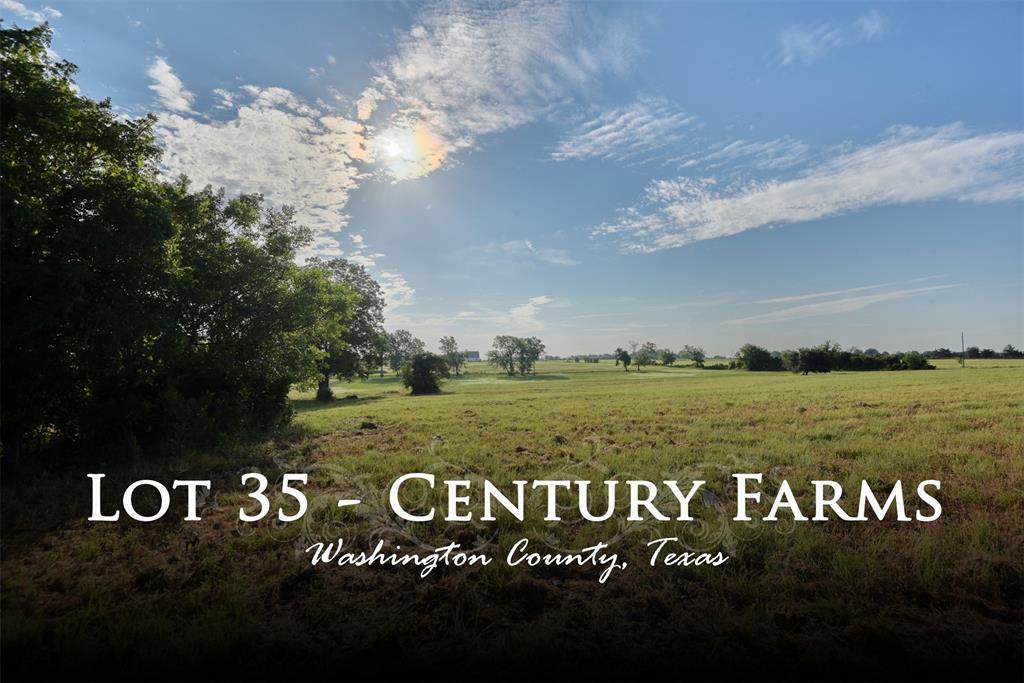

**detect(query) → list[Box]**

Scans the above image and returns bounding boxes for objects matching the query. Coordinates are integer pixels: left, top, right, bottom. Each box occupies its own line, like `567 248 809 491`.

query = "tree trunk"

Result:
316 374 333 402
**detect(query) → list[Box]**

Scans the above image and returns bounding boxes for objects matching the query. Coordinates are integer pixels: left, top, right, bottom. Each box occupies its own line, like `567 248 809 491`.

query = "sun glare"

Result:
374 122 446 181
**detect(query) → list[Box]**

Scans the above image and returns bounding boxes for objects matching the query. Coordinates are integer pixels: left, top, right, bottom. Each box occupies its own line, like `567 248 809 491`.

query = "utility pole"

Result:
961 331 966 368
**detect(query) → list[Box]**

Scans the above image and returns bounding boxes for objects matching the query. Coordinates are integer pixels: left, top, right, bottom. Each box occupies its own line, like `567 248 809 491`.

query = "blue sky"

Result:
5 0 1022 355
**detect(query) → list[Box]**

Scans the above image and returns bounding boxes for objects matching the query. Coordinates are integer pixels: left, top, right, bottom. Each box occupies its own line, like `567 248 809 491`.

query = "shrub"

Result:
900 351 934 371
736 344 783 371
796 346 833 374
401 352 450 395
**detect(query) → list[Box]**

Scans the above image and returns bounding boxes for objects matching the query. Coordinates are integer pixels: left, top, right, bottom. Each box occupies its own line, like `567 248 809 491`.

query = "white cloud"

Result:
386 294 557 356
552 96 696 163
378 271 416 312
1 0 60 23
146 57 195 113
752 275 948 304
779 9 886 66
359 0 635 180
856 9 886 41
477 240 580 266
594 124 1024 253
153 82 366 256
211 88 234 110
675 136 811 172
723 284 960 325
460 295 554 331
147 62 419 317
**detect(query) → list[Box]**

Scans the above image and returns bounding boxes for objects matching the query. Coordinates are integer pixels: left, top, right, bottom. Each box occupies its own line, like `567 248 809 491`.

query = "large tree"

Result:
0 25 356 459
306 257 386 400
163 184 356 429
1 25 174 460
515 337 545 375
488 335 519 376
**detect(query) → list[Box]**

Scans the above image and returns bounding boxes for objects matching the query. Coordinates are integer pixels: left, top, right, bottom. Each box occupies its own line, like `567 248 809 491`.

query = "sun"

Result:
374 121 446 181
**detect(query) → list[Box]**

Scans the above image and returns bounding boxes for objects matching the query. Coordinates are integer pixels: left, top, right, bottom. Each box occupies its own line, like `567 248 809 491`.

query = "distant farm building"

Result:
465 351 481 362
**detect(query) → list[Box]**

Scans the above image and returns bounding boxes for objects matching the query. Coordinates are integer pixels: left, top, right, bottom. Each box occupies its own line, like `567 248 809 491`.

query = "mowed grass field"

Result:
3 359 1022 679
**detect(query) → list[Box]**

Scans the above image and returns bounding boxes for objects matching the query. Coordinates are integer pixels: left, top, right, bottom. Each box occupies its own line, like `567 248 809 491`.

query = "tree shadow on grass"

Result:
292 395 387 414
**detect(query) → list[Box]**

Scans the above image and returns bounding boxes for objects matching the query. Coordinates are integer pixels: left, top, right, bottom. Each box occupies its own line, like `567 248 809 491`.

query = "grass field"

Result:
3 360 1022 680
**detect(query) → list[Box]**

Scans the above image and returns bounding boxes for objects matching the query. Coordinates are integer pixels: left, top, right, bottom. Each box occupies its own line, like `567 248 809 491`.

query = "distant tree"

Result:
633 341 657 372
736 344 782 371
616 348 631 371
439 335 466 376
965 346 981 359
488 335 519 376
659 349 677 366
863 348 881 357
515 337 546 375
388 329 425 374
796 345 832 374
402 352 450 394
979 348 997 359
781 350 800 372
369 332 389 377
614 347 624 366
900 351 934 370
1002 344 1023 359
681 345 705 368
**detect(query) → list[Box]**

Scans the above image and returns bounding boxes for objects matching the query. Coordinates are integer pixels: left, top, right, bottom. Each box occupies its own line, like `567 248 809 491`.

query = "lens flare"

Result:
374 121 446 180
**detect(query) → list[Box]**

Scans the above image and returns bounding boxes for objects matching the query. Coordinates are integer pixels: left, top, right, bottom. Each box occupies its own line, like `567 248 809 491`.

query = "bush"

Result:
736 344 783 371
402 353 450 395
796 346 833 374
900 351 934 370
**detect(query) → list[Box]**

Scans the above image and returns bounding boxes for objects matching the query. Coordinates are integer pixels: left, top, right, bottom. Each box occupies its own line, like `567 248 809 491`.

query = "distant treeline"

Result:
732 342 1023 374
925 345 1023 360
553 342 1022 373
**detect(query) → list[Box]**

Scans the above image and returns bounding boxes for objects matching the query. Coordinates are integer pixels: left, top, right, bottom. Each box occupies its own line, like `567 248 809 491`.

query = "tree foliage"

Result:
631 341 657 371
439 335 466 376
1 26 357 460
401 352 449 395
306 257 386 398
387 329 425 373
488 336 544 376
681 345 705 367
736 344 783 371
